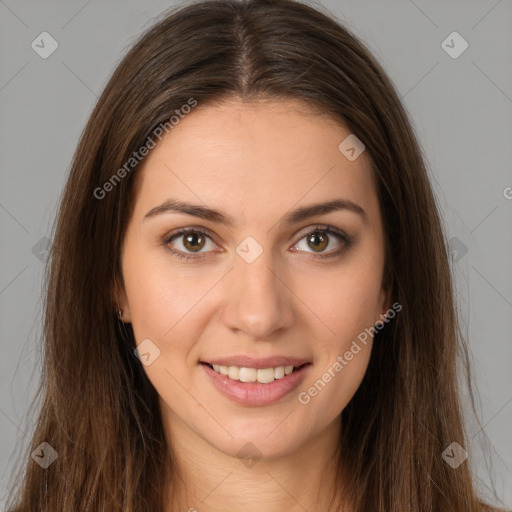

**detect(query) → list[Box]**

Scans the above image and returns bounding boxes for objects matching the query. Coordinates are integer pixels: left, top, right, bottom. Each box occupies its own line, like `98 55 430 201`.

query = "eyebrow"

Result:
143 198 368 226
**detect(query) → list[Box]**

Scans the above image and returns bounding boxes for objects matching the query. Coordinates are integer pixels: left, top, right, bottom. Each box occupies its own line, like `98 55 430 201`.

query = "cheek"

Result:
309 339 370 420
121 246 204 412
121 244 220 397
293 255 382 416
300 257 384 345
122 242 208 341
297 301 374 423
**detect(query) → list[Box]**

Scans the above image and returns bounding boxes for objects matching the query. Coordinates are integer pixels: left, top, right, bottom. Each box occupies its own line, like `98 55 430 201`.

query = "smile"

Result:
200 361 312 406
203 362 306 383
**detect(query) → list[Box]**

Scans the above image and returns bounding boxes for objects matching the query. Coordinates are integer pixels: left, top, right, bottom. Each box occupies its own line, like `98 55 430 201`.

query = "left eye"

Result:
291 226 350 256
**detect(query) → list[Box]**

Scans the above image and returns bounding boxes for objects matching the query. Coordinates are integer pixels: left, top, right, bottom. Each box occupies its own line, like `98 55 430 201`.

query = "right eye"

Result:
163 227 219 261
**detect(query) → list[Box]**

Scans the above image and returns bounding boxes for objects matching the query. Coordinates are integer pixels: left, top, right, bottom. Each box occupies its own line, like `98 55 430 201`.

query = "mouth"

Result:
200 360 312 406
200 361 310 384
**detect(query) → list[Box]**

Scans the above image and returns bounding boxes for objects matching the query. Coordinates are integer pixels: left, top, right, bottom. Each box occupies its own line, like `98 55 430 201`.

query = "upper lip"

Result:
201 356 311 368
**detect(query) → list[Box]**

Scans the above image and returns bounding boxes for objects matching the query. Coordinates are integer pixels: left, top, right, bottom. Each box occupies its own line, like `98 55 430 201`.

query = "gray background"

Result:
0 0 511 508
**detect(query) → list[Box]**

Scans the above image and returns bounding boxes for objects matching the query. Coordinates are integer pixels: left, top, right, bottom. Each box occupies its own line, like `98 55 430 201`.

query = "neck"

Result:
161 408 350 512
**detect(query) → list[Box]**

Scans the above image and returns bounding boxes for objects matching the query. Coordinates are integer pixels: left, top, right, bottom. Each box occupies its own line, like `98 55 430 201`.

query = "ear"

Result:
112 275 131 323
374 253 395 327
374 284 392 328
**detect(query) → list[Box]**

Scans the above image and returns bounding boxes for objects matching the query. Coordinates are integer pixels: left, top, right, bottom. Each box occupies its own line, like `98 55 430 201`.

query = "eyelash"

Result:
162 225 353 262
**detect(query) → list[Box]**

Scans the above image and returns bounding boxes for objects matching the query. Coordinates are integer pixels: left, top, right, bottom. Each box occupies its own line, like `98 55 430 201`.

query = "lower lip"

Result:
201 363 311 406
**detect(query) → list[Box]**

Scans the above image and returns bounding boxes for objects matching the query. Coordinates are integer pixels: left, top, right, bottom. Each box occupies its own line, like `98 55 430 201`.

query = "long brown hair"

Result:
5 0 502 510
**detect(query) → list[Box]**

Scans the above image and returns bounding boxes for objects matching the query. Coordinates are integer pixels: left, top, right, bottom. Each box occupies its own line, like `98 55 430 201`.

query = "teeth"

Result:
211 364 301 383
274 366 285 379
228 366 240 380
256 368 275 383
239 367 257 382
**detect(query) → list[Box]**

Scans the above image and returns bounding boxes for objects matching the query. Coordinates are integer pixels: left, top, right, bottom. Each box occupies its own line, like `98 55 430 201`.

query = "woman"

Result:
5 0 506 510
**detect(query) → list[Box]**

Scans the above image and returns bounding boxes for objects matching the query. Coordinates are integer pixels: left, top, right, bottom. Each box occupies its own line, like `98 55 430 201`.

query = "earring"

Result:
116 308 123 321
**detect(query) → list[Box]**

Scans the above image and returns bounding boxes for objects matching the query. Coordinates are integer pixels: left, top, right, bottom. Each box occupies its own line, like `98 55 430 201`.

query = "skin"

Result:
116 97 390 511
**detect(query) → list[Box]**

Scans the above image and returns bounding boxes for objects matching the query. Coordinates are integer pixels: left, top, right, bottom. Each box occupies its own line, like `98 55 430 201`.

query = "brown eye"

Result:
292 226 352 258
163 227 217 260
306 232 329 252
182 231 206 252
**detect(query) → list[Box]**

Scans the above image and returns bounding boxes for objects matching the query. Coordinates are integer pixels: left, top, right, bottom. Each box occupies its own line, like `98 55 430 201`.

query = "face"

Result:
116 97 390 461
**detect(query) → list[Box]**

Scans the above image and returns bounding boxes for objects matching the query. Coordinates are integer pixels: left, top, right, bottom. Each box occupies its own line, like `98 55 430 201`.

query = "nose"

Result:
221 249 295 340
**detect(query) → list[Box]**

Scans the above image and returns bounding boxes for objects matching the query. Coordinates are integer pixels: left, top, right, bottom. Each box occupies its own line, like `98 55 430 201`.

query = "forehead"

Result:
130 97 380 226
